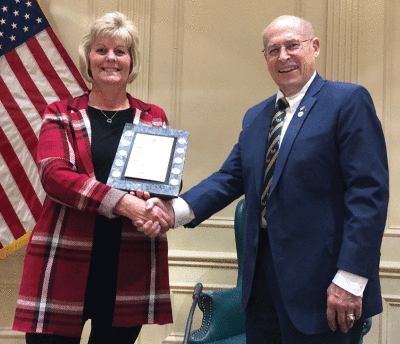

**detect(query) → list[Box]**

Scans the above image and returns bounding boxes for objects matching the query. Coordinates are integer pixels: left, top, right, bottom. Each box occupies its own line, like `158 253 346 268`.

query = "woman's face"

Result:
89 34 131 87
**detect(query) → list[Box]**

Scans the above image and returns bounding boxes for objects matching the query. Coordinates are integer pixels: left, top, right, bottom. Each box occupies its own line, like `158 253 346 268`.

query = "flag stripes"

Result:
44 28 88 94
0 183 28 248
0 0 88 258
0 75 40 158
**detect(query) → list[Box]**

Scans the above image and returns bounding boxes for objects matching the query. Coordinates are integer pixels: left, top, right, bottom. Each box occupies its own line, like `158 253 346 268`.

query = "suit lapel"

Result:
268 74 325 197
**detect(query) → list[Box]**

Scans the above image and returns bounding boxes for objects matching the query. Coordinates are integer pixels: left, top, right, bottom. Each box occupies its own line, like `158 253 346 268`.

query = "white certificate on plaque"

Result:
124 133 175 182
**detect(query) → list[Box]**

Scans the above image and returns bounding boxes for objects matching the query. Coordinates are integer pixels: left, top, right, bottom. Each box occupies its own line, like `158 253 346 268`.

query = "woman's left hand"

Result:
130 189 151 200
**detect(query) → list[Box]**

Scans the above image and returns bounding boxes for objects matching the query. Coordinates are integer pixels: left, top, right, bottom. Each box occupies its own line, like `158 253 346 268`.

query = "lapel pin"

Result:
298 106 306 117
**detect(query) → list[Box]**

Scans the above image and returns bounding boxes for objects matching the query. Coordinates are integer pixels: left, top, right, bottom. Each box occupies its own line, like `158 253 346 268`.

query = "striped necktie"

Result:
261 97 289 223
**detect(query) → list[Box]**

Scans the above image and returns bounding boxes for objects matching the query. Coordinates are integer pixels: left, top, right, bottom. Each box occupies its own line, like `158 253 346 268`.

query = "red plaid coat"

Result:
13 93 173 336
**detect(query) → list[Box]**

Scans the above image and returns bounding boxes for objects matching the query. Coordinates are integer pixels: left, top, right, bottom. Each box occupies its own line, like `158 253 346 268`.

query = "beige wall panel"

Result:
381 0 400 262
362 271 400 344
0 248 25 344
150 0 300 219
1 0 400 343
39 0 93 68
167 220 236 253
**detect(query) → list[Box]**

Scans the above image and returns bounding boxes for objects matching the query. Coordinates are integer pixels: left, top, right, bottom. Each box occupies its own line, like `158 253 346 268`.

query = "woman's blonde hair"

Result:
78 12 140 84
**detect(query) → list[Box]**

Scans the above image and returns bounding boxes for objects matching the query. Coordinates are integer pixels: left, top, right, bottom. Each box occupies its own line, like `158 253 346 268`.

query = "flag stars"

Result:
2 6 8 12
23 26 28 32
15 0 21 3
10 35 16 41
13 10 19 16
36 17 42 24
24 13 30 19
11 22 17 29
0 31 3 37
0 19 5 25
26 1 32 7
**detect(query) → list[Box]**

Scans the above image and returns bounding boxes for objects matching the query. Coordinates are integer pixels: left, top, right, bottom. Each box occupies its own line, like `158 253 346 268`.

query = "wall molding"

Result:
170 282 237 295
169 249 238 269
325 0 359 83
294 0 304 17
170 0 185 128
163 332 184 344
384 0 397 232
384 228 400 238
120 0 151 101
197 216 234 229
0 330 24 340
380 294 400 343
380 261 400 279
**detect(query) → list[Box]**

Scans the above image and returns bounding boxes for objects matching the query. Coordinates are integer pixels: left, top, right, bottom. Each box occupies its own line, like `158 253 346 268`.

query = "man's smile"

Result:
279 66 298 73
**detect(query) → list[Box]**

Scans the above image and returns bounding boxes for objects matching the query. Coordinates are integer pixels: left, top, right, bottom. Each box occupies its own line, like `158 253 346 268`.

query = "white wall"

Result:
1 1 399 343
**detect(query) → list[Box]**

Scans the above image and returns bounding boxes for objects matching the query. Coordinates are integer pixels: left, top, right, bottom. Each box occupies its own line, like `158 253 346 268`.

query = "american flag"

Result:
0 0 88 259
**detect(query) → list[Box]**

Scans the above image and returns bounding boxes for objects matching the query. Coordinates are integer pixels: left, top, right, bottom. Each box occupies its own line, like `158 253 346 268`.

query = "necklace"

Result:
100 109 120 124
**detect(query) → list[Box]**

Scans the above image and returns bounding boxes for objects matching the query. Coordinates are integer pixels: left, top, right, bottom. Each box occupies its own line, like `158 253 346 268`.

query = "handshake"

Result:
114 190 175 238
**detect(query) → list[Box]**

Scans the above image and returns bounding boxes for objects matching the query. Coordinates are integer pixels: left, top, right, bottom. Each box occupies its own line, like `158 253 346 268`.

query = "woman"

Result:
13 12 174 344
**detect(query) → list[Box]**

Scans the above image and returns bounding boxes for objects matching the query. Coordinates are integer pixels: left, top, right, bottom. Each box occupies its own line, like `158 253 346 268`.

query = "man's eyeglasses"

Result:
262 38 314 58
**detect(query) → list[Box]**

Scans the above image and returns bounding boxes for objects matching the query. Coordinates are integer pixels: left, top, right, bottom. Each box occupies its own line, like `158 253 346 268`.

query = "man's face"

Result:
264 18 320 97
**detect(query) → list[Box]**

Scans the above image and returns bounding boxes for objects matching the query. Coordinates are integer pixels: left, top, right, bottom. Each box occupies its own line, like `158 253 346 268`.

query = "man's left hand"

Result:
326 283 362 333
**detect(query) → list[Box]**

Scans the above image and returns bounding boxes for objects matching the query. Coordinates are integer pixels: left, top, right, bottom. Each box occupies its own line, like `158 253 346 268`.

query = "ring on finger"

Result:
347 313 355 322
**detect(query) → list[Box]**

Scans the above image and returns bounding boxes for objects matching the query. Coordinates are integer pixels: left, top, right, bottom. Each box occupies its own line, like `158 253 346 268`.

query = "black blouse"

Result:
84 106 134 321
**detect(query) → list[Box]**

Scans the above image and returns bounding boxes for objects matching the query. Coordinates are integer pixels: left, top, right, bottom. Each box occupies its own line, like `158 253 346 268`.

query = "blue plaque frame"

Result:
106 124 189 199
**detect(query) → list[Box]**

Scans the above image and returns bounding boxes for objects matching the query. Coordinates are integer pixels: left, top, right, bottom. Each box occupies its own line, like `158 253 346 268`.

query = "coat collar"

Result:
66 91 152 113
66 92 152 178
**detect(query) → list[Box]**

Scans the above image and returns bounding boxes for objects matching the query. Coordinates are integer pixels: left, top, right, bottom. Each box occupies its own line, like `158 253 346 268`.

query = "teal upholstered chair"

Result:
184 199 246 344
183 199 372 344
359 318 372 344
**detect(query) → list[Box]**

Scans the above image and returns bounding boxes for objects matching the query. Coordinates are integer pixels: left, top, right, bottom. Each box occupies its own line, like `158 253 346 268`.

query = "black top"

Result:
89 106 134 183
83 106 134 322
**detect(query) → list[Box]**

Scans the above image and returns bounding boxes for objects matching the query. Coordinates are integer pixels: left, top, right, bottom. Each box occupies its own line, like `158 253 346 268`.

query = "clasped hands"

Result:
114 190 174 238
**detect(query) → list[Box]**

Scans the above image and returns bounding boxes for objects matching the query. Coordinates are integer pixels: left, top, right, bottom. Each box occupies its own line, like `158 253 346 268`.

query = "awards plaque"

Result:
106 124 189 199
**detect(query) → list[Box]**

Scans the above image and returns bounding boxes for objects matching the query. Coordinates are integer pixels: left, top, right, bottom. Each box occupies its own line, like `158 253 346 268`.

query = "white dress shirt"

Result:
170 72 367 296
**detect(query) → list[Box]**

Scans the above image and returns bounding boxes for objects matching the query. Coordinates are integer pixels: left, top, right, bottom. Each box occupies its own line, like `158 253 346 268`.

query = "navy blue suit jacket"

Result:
181 73 389 334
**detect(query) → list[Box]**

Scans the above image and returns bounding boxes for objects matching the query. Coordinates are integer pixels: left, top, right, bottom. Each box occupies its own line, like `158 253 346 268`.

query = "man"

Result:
139 15 389 343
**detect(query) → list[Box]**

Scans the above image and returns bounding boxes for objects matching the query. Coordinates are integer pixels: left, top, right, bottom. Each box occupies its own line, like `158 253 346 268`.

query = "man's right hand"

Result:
133 198 175 237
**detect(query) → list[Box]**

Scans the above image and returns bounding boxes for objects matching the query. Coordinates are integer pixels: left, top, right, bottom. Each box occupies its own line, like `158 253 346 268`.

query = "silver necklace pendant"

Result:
100 109 120 124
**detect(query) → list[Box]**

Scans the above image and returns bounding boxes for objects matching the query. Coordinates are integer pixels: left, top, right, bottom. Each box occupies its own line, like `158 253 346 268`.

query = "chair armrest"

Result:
188 287 245 343
359 318 372 344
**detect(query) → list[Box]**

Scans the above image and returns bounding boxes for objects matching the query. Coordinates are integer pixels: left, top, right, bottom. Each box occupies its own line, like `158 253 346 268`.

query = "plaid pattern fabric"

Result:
13 93 173 336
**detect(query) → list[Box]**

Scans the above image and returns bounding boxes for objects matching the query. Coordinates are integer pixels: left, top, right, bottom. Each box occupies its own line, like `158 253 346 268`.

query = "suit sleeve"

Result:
336 85 389 279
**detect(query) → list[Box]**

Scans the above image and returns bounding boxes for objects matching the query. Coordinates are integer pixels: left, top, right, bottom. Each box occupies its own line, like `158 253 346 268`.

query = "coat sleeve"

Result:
36 101 126 218
336 85 389 279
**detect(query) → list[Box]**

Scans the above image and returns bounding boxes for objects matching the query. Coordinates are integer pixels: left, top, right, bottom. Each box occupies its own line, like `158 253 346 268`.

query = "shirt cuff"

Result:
332 270 368 297
169 197 195 228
